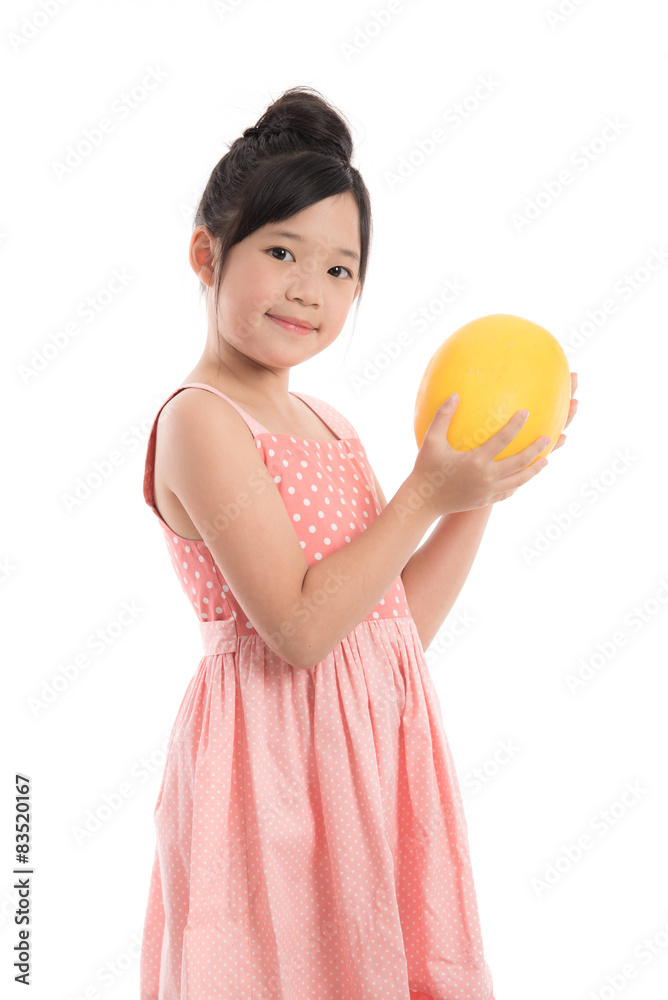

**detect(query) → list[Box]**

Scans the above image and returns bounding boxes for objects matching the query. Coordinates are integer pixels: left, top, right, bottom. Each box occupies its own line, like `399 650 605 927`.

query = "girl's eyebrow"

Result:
265 229 360 263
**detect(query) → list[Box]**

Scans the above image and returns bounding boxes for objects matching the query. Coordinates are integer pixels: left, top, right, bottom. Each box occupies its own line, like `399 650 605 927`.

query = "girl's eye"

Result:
328 265 354 280
266 247 353 280
266 246 295 262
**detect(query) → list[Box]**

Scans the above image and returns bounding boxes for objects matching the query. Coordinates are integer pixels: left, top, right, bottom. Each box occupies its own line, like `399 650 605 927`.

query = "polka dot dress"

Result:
139 383 496 1000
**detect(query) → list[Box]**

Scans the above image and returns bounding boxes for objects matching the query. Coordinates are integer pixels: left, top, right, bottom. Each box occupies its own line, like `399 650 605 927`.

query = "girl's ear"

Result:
190 226 216 288
353 282 361 301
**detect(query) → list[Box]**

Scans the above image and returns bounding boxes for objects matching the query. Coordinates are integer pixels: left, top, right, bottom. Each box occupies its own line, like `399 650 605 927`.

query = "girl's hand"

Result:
550 371 579 453
411 395 553 515
411 371 579 516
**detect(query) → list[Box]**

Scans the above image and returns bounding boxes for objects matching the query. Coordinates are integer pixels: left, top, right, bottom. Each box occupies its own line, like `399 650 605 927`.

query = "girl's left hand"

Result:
550 372 578 453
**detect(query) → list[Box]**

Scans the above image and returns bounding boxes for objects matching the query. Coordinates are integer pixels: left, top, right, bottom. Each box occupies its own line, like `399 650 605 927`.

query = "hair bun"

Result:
243 122 286 141
242 86 353 164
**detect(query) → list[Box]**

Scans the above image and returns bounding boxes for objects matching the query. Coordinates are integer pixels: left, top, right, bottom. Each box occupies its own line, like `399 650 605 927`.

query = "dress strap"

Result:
289 390 358 442
172 383 271 436
142 383 361 511
142 383 269 510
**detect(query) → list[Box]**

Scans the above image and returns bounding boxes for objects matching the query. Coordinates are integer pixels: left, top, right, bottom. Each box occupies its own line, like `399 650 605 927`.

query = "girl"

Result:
139 85 578 1000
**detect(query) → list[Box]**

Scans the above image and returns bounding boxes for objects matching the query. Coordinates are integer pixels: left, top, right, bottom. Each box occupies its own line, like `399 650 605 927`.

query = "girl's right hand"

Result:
410 393 551 516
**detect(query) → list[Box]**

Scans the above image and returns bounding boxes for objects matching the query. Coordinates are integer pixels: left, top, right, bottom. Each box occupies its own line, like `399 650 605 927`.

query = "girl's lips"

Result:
267 314 315 335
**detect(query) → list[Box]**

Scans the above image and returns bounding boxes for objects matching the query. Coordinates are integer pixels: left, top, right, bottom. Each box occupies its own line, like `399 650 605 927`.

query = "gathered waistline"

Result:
199 615 415 656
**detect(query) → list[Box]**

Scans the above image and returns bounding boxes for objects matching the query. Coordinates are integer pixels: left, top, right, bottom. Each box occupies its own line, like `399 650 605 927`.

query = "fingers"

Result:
484 409 549 463
563 397 578 431
495 430 550 478
482 377 580 495
495 453 547 495
481 408 531 459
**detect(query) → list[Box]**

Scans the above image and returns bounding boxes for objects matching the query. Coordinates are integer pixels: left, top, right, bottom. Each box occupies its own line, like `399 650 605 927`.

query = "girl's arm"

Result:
370 372 578 653
371 469 492 653
400 506 492 652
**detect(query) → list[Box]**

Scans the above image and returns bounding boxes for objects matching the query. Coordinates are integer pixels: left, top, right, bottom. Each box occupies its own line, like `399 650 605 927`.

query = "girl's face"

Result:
211 192 362 370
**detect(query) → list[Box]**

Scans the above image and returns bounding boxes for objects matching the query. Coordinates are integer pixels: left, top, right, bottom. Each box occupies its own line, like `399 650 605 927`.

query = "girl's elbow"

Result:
265 626 319 672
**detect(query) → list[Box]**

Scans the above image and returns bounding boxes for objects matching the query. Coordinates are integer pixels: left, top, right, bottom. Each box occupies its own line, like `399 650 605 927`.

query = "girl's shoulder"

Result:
154 380 362 446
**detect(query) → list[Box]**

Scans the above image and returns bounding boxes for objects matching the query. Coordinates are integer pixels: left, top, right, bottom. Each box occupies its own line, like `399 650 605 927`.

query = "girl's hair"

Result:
193 86 372 359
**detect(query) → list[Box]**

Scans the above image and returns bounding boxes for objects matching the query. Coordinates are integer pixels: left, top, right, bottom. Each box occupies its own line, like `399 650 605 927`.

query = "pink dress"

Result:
139 382 496 1000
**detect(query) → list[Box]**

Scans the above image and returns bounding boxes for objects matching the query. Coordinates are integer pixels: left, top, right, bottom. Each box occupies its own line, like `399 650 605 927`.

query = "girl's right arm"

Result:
158 390 547 670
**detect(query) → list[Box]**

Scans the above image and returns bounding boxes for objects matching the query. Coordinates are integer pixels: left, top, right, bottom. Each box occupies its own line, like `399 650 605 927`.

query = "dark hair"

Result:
193 86 372 357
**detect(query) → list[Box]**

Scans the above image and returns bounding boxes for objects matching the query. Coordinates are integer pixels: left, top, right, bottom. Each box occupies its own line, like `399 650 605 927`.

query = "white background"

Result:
2 1 667 998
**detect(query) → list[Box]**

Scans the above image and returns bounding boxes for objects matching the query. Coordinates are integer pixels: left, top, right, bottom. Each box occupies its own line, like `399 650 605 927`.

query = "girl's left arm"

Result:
372 373 579 653
370 469 493 650
400 506 493 652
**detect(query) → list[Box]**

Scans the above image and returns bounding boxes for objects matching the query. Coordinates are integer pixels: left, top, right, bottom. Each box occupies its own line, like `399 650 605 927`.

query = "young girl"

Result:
139 86 577 1000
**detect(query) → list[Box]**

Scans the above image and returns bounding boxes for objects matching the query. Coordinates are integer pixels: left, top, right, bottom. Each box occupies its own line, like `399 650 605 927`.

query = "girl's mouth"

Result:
266 314 315 335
